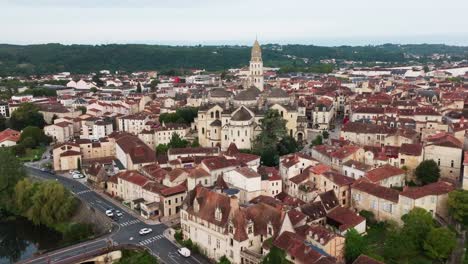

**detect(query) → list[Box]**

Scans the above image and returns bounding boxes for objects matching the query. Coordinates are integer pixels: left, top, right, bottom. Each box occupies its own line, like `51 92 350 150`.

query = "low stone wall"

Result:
71 198 114 235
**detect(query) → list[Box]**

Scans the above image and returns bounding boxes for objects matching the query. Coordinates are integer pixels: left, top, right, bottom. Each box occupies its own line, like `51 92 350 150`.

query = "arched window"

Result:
210 112 214 118
202 127 205 134
215 110 220 119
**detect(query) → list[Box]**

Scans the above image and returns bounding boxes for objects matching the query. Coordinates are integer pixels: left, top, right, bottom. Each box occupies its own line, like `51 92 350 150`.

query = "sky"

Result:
1 0 468 46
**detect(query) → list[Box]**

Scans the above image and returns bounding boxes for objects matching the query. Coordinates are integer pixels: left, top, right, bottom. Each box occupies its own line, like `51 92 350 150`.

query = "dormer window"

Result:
215 207 222 221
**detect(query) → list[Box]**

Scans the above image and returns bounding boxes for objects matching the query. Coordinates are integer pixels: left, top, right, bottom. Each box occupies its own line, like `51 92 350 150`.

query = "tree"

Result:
25 180 77 226
168 133 189 149
254 109 287 150
344 229 368 263
447 190 468 229
9 103 45 130
415 160 440 185
77 106 87 114
0 115 7 131
136 83 142 93
0 149 26 210
401 208 435 249
277 136 299 156
92 74 105 87
311 135 323 146
191 138 200 147
156 144 169 154
322 131 329 139
423 227 456 261
218 255 231 264
253 109 288 166
383 230 419 263
90 87 98 93
20 126 51 147
423 65 430 73
261 246 288 264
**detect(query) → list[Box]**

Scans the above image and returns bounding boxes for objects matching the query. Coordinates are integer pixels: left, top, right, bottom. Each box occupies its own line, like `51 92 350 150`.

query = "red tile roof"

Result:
0 128 20 143
352 180 399 203
116 170 150 187
365 164 405 183
326 206 365 232
400 181 454 199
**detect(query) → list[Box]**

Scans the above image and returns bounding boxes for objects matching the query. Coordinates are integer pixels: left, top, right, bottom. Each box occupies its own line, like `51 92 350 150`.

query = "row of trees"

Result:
159 107 198 124
345 208 457 263
156 134 199 154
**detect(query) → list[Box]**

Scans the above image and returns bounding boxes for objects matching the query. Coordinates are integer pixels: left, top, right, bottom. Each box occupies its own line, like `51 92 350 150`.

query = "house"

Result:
180 186 283 264
52 142 82 171
115 134 156 170
424 132 463 180
0 128 20 147
351 180 401 224
44 121 74 143
326 206 366 235
312 170 355 207
224 167 262 204
85 162 108 189
399 181 454 221
342 160 372 180
364 164 406 188
398 143 423 179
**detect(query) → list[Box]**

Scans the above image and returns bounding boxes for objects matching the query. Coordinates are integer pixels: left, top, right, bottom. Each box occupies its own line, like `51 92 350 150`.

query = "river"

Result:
0 216 63 264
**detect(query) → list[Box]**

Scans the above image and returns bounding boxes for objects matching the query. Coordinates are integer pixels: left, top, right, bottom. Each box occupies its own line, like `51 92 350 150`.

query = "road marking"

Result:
120 219 140 227
76 189 92 195
138 234 164 245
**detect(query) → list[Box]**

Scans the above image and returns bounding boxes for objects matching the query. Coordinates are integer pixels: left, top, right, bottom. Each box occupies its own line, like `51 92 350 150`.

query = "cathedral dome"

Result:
234 87 261 101
268 88 289 98
231 107 253 121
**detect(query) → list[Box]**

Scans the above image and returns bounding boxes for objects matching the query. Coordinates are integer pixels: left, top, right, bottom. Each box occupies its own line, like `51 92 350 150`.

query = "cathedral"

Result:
194 40 307 150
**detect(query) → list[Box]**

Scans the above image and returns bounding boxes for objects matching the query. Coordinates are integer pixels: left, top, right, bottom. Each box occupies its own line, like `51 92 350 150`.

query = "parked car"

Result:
139 228 152 235
115 210 123 217
105 210 114 217
72 174 84 179
178 247 191 257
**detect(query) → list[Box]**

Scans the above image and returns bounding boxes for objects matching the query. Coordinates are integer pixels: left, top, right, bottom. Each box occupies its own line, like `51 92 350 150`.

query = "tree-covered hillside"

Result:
0 43 467 76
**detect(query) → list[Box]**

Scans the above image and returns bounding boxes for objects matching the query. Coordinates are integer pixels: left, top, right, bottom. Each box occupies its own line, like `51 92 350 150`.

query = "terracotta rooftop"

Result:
400 181 454 199
365 164 405 183
352 180 399 203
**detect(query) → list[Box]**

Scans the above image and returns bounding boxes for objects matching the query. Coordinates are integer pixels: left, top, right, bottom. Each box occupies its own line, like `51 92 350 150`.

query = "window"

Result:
451 160 454 168
400 158 405 165
202 127 205 134
216 239 220 249
438 159 440 166
208 235 211 245
371 200 377 209
211 112 214 118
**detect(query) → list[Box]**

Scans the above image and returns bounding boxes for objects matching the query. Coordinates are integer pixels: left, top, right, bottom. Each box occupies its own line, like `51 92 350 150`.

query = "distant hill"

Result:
0 43 467 76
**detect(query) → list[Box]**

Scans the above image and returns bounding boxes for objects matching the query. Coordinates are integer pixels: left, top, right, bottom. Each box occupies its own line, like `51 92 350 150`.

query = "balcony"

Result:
240 249 262 264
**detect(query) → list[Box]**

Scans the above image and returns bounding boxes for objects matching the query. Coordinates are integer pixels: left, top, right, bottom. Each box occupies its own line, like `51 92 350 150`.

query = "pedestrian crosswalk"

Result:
139 234 164 246
76 189 92 195
120 219 140 227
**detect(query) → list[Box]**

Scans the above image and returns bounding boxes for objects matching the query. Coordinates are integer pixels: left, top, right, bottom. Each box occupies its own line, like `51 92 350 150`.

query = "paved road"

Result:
21 167 208 264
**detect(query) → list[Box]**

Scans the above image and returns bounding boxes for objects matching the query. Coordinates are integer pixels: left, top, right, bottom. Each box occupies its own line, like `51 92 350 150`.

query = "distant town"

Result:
1 39 467 264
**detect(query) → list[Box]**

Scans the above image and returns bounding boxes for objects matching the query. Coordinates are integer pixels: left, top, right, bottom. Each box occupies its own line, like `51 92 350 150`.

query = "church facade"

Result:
194 40 307 150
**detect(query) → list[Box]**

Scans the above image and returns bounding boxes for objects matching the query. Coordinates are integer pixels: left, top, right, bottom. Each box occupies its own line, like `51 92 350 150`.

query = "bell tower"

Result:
249 38 264 91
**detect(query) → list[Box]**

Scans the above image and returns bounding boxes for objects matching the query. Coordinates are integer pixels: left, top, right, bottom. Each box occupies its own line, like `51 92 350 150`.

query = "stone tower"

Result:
249 39 264 91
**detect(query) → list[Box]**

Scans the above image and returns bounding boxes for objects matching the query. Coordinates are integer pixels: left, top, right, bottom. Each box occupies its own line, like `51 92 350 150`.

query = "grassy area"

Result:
18 146 46 162
115 249 158 264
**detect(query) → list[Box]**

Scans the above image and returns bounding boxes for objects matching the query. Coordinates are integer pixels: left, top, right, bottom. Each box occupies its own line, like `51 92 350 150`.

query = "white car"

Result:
105 210 114 217
178 247 191 257
72 174 84 179
115 210 123 217
139 228 153 235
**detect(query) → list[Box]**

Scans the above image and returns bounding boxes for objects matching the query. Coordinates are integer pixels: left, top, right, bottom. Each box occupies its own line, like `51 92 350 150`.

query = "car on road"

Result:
105 209 114 217
72 173 85 179
115 210 123 217
139 228 152 235
178 247 191 257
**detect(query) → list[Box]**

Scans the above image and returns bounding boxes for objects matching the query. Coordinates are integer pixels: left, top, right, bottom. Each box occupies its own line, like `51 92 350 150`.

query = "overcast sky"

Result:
1 0 468 46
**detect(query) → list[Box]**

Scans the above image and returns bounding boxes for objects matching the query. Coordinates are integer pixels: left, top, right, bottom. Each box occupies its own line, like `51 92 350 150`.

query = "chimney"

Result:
230 195 239 211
